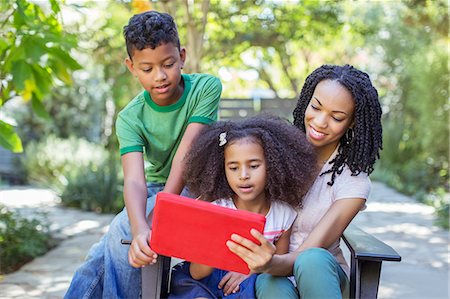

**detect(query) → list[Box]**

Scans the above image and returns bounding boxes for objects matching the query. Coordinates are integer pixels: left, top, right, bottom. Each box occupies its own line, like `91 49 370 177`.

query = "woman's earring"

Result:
345 128 354 145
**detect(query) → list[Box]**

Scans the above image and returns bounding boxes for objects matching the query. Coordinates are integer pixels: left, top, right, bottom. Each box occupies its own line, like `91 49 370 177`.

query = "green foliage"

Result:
0 205 52 274
201 1 349 97
21 135 106 193
0 0 80 152
61 153 123 214
424 188 450 230
21 135 123 213
367 0 449 228
0 120 23 153
12 70 110 146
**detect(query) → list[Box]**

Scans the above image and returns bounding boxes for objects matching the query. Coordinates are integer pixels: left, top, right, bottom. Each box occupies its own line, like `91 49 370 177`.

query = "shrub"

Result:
0 205 53 274
22 136 108 193
425 188 450 230
21 135 123 213
61 153 123 213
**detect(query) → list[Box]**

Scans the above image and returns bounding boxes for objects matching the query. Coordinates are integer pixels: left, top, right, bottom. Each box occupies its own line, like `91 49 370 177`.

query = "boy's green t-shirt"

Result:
116 73 222 183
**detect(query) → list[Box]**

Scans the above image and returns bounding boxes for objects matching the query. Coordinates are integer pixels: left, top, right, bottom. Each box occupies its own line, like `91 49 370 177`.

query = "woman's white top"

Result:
289 146 371 276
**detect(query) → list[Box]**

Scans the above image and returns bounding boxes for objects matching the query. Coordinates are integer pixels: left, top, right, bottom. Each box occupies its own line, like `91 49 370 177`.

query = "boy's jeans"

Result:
65 183 188 299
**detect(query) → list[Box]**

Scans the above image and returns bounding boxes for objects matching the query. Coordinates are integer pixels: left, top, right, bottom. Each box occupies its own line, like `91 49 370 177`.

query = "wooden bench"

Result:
342 223 401 299
141 223 401 299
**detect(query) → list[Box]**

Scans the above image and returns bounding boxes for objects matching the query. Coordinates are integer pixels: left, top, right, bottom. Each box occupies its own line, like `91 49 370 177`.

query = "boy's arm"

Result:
122 152 157 267
189 262 215 280
163 122 208 194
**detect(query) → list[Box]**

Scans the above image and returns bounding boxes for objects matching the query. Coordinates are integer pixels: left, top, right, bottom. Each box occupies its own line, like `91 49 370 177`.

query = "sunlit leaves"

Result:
0 0 80 152
0 120 23 153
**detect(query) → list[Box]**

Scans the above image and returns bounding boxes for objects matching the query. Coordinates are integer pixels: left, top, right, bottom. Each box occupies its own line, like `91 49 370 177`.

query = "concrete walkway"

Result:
0 182 448 299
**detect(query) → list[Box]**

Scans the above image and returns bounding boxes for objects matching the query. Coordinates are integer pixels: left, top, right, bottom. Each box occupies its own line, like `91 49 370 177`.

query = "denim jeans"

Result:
256 248 349 299
65 183 187 299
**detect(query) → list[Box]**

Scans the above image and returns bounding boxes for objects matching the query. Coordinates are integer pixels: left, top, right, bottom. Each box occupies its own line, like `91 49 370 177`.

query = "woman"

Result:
226 64 383 298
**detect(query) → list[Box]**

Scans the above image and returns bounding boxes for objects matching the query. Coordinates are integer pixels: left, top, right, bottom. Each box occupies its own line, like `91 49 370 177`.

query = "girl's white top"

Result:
213 198 297 244
289 146 371 276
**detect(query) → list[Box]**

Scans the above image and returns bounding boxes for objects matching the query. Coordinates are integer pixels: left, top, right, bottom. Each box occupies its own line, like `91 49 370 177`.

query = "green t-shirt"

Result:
116 73 222 183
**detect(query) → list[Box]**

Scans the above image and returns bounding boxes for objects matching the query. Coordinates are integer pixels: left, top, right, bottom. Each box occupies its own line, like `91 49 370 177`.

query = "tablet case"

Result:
150 192 266 274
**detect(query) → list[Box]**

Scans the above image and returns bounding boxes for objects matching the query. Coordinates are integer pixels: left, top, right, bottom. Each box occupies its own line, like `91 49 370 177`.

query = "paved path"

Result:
0 183 448 299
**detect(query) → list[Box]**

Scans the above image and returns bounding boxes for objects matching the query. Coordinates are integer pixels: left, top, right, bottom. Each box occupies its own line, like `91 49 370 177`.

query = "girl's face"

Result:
304 79 355 159
224 138 267 206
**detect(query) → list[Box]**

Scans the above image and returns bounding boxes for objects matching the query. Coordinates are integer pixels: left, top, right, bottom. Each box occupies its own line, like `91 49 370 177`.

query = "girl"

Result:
169 115 317 299
226 64 383 299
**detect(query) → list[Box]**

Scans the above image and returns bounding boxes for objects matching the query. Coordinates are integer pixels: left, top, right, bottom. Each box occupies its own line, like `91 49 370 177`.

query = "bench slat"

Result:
342 223 401 262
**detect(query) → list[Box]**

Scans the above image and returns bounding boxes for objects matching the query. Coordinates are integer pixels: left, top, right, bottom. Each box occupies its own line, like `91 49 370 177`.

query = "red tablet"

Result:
149 192 266 274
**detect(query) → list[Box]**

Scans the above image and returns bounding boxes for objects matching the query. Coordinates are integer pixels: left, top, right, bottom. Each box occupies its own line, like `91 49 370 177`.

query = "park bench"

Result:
140 223 401 299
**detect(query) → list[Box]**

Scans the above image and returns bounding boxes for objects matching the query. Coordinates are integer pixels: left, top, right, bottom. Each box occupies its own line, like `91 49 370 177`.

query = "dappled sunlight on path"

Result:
0 186 114 299
0 183 448 298
350 182 449 299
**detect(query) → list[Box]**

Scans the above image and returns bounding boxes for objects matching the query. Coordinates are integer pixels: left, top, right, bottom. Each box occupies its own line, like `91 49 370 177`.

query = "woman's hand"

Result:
128 228 157 268
218 272 250 296
226 229 276 273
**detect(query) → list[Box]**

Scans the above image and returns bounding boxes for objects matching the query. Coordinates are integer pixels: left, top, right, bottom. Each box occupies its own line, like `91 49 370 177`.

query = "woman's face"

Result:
304 79 355 158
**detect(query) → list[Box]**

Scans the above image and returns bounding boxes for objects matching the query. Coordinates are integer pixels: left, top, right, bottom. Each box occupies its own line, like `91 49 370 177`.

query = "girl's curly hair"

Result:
184 114 317 207
293 64 383 186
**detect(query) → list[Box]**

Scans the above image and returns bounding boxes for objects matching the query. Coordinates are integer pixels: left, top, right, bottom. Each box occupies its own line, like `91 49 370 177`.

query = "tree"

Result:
151 0 210 74
0 0 81 152
201 1 354 97
361 0 449 197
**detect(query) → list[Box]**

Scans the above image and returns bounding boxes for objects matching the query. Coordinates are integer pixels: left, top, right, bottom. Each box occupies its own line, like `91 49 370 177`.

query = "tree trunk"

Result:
277 47 298 95
183 0 210 73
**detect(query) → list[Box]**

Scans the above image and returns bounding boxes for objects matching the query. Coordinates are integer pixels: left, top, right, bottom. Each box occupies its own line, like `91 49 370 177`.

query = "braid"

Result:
293 65 383 185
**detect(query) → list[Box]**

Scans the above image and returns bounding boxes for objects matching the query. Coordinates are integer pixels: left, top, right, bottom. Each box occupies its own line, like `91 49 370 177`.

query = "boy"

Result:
65 11 221 298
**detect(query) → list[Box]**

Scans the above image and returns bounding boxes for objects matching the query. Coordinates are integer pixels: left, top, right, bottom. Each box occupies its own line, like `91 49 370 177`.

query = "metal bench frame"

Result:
141 223 401 299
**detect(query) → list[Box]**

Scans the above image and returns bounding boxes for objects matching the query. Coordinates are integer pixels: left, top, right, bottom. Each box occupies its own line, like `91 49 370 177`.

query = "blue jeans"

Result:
65 183 188 299
255 248 349 299
169 262 257 299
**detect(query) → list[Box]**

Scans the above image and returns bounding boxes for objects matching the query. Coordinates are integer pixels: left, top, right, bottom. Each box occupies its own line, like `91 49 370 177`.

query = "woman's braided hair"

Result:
184 114 317 207
293 64 382 186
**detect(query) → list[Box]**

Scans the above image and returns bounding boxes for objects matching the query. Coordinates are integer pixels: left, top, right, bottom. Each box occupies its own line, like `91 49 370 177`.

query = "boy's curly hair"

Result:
123 10 180 58
293 64 382 186
184 115 317 207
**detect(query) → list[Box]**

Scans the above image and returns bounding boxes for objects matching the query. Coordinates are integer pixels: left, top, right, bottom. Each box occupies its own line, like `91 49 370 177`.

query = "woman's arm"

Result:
189 262 215 280
294 197 365 253
273 227 292 255
122 152 157 267
163 122 207 194
227 197 365 276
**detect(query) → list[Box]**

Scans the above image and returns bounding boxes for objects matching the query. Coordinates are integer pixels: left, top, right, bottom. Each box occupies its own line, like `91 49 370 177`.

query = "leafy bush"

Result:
425 188 450 230
21 135 123 213
0 205 53 274
61 153 123 213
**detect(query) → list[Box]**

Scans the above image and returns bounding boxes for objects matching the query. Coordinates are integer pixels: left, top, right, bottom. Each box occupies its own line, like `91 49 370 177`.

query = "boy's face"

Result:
125 43 186 106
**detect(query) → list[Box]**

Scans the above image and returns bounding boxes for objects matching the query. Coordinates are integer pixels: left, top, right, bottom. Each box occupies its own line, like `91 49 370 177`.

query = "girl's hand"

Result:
226 229 276 273
218 272 249 296
128 228 157 268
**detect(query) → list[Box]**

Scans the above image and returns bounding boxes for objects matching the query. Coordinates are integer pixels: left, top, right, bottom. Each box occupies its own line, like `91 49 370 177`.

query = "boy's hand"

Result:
128 228 157 268
218 271 249 296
